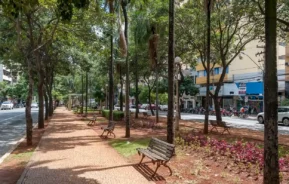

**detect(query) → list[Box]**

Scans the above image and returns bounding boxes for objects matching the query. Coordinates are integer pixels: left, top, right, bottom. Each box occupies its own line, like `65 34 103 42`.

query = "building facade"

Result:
194 40 286 112
0 64 13 83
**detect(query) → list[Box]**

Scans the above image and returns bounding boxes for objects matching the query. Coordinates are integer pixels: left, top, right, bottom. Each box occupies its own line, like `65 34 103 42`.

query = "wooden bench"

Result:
210 120 231 134
100 121 116 138
136 138 175 177
143 112 149 119
87 115 97 126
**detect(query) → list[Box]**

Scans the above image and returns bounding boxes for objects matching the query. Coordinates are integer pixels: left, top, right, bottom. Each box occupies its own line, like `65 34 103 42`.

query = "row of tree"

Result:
0 0 288 183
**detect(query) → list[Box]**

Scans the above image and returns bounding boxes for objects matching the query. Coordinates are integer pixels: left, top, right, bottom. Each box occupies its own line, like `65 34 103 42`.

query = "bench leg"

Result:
210 126 218 133
139 154 145 164
108 131 115 138
222 128 230 135
88 120 92 125
152 161 161 177
163 161 173 176
100 130 106 137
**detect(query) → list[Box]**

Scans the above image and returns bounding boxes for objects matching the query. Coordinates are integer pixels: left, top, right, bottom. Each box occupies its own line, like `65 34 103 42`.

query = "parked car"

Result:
159 105 168 111
31 103 39 108
0 101 14 110
140 104 148 109
257 106 289 126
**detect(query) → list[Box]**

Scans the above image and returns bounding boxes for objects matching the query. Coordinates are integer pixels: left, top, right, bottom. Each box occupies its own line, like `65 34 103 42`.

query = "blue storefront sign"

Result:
236 82 264 96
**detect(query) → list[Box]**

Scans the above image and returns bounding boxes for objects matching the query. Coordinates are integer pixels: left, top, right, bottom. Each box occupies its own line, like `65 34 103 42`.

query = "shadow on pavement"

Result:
21 165 101 184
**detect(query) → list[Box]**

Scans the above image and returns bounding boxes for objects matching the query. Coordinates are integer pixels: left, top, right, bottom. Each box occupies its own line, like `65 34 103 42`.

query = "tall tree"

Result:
263 0 279 183
205 0 212 134
120 0 131 138
167 0 175 144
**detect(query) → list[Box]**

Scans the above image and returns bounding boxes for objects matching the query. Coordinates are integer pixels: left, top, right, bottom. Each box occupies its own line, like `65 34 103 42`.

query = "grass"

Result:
110 138 151 157
4 151 34 163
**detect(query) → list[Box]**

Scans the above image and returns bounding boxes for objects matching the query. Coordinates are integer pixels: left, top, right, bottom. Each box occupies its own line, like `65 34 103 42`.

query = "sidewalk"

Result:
17 107 153 184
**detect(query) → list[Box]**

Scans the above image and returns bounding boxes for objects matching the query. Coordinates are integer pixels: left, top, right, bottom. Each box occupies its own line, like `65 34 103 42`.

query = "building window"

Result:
204 70 207 77
226 67 229 74
214 68 219 75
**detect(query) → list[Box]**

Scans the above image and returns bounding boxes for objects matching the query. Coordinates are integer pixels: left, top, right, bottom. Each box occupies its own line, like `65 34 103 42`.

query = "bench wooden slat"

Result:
136 137 175 177
151 138 175 148
137 148 165 161
147 147 170 160
150 141 175 151
149 142 174 155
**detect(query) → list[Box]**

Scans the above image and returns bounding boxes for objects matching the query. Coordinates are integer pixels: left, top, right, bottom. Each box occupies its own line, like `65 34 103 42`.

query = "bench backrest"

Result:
210 120 227 127
210 120 218 126
108 121 116 130
148 138 175 161
217 121 227 127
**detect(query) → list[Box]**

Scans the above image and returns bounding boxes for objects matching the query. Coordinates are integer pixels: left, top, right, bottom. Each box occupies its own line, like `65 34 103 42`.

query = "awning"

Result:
223 83 239 96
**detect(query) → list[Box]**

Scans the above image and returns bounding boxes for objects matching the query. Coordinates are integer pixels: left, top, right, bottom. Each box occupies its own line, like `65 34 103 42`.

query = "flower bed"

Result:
176 131 289 174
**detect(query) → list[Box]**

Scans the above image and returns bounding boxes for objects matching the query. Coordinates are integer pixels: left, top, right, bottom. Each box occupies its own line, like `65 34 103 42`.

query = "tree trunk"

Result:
122 1 130 138
148 89 155 116
25 62 34 146
156 65 159 123
109 35 114 121
263 0 279 183
48 71 54 116
81 74 84 114
213 96 222 122
135 33 139 119
44 86 49 120
48 90 53 116
85 72 88 115
120 68 123 111
38 73 44 129
204 0 211 135
167 0 175 144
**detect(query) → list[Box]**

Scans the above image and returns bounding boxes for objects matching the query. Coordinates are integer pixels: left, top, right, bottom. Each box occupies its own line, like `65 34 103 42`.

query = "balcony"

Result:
196 74 228 85
195 62 222 71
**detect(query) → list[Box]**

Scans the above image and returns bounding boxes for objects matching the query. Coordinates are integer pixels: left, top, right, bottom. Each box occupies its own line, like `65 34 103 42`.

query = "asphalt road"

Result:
0 108 38 160
157 111 289 135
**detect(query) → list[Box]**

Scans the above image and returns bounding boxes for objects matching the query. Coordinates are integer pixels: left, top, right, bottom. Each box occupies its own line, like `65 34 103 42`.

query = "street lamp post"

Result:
175 56 182 131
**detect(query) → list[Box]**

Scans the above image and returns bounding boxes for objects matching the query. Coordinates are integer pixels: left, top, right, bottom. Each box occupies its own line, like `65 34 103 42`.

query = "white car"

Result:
257 106 289 126
31 103 39 108
0 101 14 110
140 104 148 109
159 105 168 111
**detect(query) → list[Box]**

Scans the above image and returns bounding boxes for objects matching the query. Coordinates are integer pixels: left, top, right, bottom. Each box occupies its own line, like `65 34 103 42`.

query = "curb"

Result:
16 118 54 184
0 122 38 165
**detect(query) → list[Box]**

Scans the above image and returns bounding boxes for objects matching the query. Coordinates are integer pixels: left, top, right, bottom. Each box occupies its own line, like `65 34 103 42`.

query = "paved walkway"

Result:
17 107 153 184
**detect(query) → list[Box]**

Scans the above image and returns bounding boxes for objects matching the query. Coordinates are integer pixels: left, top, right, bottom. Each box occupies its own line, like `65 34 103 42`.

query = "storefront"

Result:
198 83 239 109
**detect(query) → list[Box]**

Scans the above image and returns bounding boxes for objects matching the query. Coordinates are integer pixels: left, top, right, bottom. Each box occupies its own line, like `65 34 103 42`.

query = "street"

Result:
156 111 289 135
0 108 38 159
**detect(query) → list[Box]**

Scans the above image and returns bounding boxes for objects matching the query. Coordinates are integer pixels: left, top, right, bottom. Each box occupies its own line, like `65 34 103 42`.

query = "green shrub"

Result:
102 110 124 121
281 98 289 106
